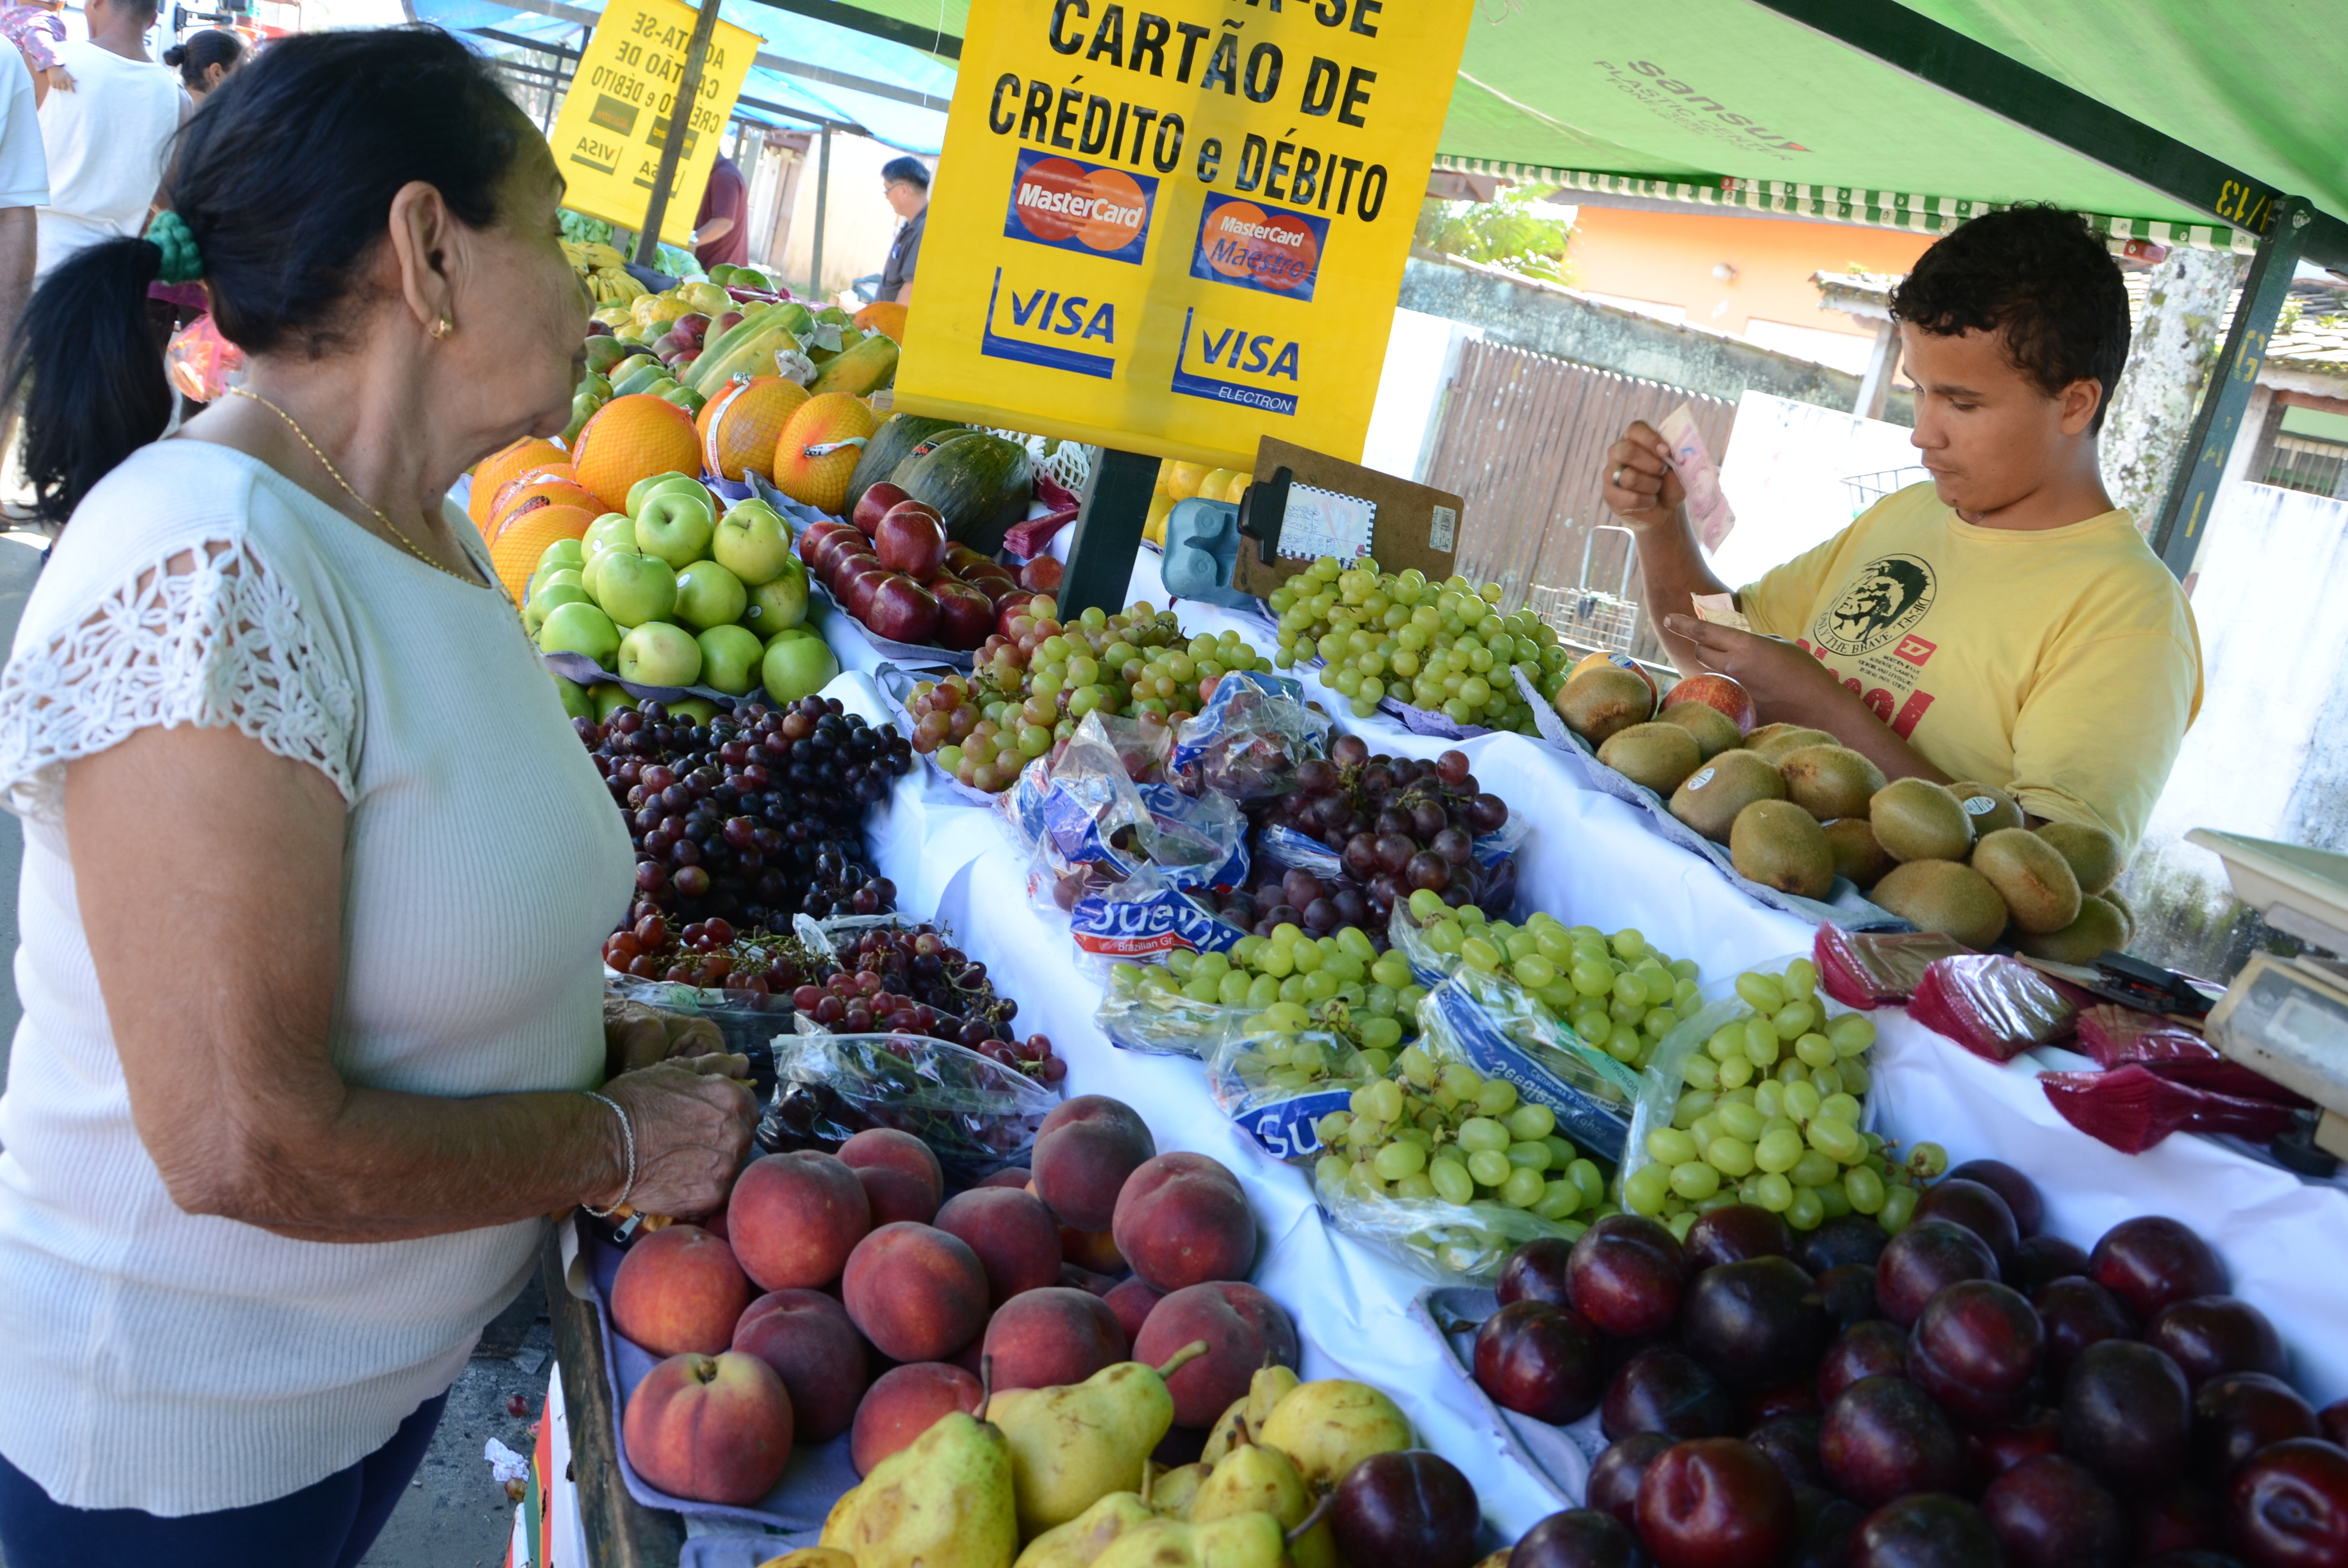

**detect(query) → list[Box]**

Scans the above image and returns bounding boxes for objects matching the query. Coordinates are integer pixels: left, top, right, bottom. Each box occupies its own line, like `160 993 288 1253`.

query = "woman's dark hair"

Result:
5 26 535 523
161 28 246 93
1890 204 2131 433
880 155 930 189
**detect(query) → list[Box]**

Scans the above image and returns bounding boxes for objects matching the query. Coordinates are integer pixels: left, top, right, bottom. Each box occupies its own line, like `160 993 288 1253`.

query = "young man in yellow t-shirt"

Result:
1602 205 2202 854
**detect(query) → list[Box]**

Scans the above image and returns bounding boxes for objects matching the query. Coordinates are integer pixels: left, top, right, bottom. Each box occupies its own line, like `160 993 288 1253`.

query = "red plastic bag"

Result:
1815 925 1968 1009
2073 1004 2217 1067
2133 1057 2309 1107
2040 1064 2301 1154
1910 954 2082 1062
165 313 244 402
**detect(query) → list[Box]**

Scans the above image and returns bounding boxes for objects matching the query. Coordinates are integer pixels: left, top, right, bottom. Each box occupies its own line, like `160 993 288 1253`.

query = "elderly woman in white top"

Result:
0 28 754 1566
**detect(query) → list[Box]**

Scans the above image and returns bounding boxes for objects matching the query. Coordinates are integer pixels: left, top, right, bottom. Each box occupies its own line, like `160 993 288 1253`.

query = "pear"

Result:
758 1553 857 1568
820 1363 1018 1568
1012 1492 1158 1568
995 1341 1210 1540
1187 1440 1336 1568
1150 1462 1209 1519
1090 1512 1287 1568
1255 1380 1411 1490
1201 1364 1300 1466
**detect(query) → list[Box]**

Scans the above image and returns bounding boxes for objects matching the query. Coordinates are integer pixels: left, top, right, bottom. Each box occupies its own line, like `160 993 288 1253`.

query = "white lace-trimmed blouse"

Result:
0 439 635 1513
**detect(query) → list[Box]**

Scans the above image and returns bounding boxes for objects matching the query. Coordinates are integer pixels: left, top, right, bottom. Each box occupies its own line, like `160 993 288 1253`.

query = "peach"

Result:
1061 1225 1127 1274
621 1350 793 1505
1133 1281 1299 1428
850 1361 983 1476
982 1285 1128 1391
935 1186 1061 1305
610 1224 751 1357
1106 1276 1167 1345
1660 673 1757 735
1032 1095 1156 1231
731 1288 870 1443
726 1150 871 1292
853 1164 941 1227
838 1128 944 1208
841 1221 989 1362
1060 1263 1118 1297
1112 1151 1257 1292
979 1166 1036 1190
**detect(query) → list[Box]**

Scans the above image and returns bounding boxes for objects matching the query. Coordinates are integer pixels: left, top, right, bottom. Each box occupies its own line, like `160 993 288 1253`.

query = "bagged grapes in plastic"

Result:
1813 925 1969 1009
2039 1063 2302 1154
1002 713 1248 915
2073 1002 2219 1066
758 1030 1059 1177
1208 1015 1382 1163
1098 923 1418 1059
1908 954 2085 1062
1066 866 1251 972
1169 669 1331 801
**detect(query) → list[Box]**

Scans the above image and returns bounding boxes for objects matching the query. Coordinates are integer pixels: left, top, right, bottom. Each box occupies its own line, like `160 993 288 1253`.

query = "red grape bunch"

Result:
791 924 1065 1083
601 912 812 996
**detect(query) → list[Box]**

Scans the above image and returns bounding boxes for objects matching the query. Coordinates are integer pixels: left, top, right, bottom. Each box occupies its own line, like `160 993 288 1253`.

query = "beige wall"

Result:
759 132 930 300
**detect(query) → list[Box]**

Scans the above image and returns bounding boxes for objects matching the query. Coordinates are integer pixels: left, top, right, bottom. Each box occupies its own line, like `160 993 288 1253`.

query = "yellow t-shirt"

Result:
1738 483 2202 854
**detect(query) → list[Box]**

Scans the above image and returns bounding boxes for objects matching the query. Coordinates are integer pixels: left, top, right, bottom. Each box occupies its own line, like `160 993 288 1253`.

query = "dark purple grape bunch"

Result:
1225 737 1515 939
786 924 1066 1083
579 695 909 927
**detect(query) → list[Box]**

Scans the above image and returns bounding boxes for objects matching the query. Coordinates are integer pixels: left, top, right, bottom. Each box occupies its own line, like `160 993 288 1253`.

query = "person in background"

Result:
689 150 745 271
163 26 243 101
878 154 926 304
0 38 42 356
0 5 65 106
34 0 182 281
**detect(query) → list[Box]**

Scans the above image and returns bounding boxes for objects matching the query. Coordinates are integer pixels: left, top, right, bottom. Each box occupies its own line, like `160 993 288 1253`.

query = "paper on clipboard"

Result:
1660 403 1735 552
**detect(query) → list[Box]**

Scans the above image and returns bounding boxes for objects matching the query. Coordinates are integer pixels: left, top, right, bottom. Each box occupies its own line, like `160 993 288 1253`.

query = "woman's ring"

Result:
1611 466 1624 485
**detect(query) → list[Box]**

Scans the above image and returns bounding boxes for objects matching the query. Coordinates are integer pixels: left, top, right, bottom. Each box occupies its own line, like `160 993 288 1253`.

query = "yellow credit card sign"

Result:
893 0 1473 468
548 0 760 248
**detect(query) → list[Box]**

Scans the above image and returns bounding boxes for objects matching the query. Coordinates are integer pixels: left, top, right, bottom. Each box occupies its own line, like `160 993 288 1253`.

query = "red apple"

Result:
944 542 995 577
670 313 710 351
826 543 881 592
839 560 892 620
867 574 942 644
934 581 997 650
876 502 949 582
853 482 913 540
715 310 744 333
1020 556 1064 593
620 1350 793 1506
799 518 853 569
1661 674 1758 735
647 331 680 359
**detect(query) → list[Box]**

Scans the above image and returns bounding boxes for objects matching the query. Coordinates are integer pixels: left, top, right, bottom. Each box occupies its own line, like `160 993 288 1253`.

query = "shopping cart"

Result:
1528 524 1641 656
1842 467 1931 517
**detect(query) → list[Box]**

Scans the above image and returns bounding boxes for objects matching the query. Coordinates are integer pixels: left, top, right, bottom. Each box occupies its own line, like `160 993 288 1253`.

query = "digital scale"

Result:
2191 828 2348 1162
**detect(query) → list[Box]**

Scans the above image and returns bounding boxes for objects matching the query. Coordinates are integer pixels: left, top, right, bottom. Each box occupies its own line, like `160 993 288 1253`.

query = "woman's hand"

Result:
1603 420 1687 531
603 997 725 1078
596 1054 759 1219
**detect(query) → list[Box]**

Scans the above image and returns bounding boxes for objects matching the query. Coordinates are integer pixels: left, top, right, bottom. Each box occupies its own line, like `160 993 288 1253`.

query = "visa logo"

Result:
1171 307 1301 415
1192 326 1299 380
1003 285 1116 342
980 268 1120 379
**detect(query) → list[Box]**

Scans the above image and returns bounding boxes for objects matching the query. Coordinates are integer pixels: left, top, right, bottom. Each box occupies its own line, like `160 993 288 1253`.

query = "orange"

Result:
489 466 599 536
853 300 909 344
570 393 701 514
700 376 810 483
490 504 596 601
771 393 878 516
468 436 566 525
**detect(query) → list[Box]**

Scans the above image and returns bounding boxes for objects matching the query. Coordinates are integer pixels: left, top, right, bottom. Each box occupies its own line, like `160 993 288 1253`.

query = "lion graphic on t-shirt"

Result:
1819 555 1934 656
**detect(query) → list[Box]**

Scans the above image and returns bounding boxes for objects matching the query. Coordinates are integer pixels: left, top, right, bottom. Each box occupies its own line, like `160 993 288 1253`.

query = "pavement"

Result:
0 529 533 1567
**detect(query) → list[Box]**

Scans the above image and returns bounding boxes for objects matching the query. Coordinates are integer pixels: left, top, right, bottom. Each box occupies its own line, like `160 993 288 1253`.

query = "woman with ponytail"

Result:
0 28 754 1565
163 26 245 100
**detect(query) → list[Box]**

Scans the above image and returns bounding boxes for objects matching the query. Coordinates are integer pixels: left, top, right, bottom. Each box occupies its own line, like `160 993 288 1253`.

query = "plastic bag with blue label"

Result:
1067 866 1251 974
1414 974 1636 1162
1000 713 1250 914
1207 1014 1383 1164
1169 669 1332 802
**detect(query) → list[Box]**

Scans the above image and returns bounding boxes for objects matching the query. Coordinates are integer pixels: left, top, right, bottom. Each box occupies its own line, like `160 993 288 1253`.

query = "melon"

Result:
771 393 879 516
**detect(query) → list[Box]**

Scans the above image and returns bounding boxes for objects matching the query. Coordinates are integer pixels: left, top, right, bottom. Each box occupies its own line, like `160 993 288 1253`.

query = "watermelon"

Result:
891 434 1034 554
847 413 967 516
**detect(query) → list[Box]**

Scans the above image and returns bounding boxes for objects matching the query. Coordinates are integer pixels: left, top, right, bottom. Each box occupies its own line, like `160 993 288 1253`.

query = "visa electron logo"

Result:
1189 194 1328 301
1002 148 1158 265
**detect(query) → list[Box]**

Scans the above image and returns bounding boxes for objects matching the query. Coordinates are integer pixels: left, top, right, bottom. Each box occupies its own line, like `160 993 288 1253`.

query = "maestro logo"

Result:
1189 195 1328 302
1003 149 1158 264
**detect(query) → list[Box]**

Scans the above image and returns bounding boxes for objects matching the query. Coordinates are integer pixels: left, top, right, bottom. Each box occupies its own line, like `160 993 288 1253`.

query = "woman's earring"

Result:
431 315 454 340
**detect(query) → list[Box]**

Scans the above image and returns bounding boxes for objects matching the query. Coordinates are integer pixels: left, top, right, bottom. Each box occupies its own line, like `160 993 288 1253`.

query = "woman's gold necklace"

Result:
226 386 487 590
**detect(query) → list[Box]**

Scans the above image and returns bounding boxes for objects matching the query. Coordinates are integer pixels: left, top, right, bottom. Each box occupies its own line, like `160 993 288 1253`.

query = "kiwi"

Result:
1747 725 1837 765
1598 721 1702 794
1971 827 2082 934
2100 886 2135 939
2035 820 2124 896
1870 859 2011 950
1870 778 1976 862
1658 700 1743 761
1779 744 1888 822
1555 666 1657 744
1731 799 1835 899
2013 893 2130 965
1822 817 1896 891
1949 781 2025 835
1669 749 1788 844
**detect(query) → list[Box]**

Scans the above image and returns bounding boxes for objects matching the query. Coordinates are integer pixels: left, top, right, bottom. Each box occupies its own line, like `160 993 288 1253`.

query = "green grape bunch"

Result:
1109 923 1427 1057
1621 957 1951 1240
1405 891 1702 1072
1266 556 1570 726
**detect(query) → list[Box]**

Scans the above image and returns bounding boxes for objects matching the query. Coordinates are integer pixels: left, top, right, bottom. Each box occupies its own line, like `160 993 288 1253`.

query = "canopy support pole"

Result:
1852 320 1901 421
632 0 724 269
809 123 831 301
1061 450 1158 616
2148 197 2311 579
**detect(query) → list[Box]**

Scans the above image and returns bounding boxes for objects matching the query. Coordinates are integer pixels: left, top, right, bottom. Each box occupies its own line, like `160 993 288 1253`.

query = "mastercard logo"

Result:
1201 200 1320 292
1012 159 1150 253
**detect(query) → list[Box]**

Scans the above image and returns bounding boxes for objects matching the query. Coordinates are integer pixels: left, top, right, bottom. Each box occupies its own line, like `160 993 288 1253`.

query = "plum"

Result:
1680 1257 1830 1389
1849 1493 2002 1568
2011 1234 2093 1296
2147 1297 2286 1388
1331 1450 1481 1568
1477 1300 1603 1425
2033 1276 2138 1383
1820 1375 1969 1506
1819 1320 1913 1407
1946 1159 2044 1237
1635 1438 1797 1568
1586 1432 1674 1525
1571 1215 1688 1340
1602 1348 1737 1443
1509 1508 1646 1568
2090 1217 2226 1320
1914 1180 2022 1273
2134 1485 2225 1560
2060 1339 2192 1492
1685 1205 1795 1272
1877 1221 2000 1328
1819 1263 1883 1327
2228 1439 2348 1568
1801 1214 1891 1276
1906 1279 2045 1428
1501 1238 1579 1310
2194 1372 2319 1478
1981 1453 2128 1568
1747 1414 1823 1489
1968 1407 2065 1480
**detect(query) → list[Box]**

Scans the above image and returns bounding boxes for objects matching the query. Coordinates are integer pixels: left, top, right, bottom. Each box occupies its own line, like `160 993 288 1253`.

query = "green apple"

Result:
594 548 677 628
531 567 585 601
537 537 587 576
634 487 717 569
552 674 597 720
672 558 746 630
761 632 839 702
669 697 720 724
626 471 706 518
617 620 703 687
581 511 638 577
592 681 636 721
696 624 764 695
537 600 620 664
712 498 794 586
522 581 589 637
741 559 809 636
560 391 600 446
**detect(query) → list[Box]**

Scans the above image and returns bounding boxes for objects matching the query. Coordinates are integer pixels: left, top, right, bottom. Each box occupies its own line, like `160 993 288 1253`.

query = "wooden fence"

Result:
1422 340 1736 664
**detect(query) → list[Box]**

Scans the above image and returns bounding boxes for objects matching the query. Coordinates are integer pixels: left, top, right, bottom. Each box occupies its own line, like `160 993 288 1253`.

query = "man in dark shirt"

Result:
878 155 928 303
691 153 749 271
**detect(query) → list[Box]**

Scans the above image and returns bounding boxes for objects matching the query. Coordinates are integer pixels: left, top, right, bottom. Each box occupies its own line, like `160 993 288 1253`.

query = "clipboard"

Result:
1231 438 1467 599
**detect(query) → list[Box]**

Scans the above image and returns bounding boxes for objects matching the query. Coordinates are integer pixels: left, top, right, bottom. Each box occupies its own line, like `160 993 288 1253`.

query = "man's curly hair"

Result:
1891 205 2132 433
